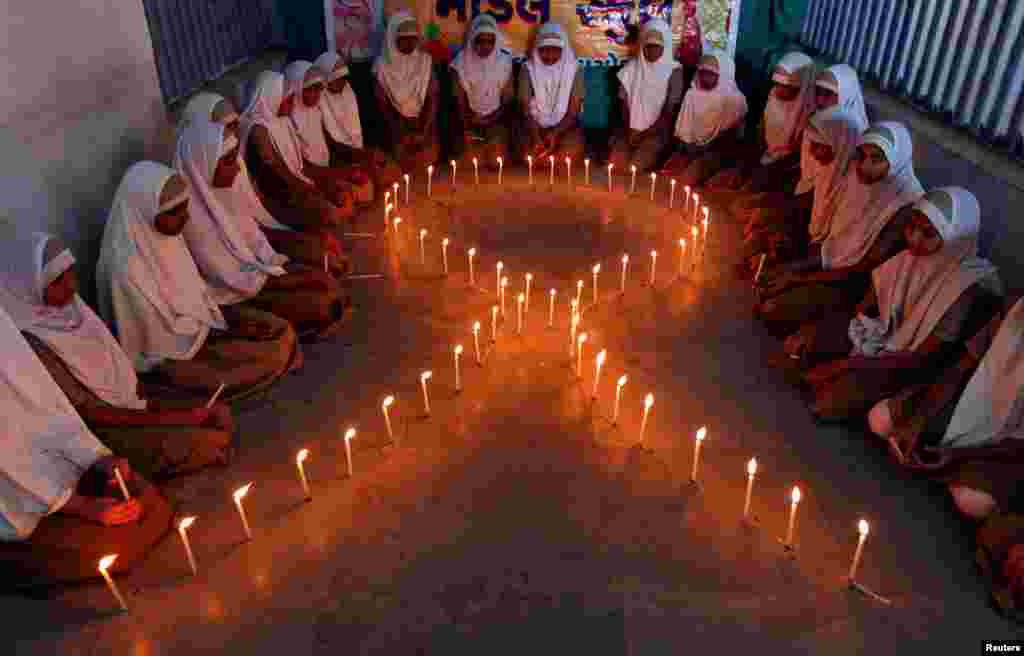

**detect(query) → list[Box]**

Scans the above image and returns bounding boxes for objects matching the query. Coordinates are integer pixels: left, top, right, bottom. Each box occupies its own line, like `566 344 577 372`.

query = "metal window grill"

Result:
141 0 276 105
801 0 1024 159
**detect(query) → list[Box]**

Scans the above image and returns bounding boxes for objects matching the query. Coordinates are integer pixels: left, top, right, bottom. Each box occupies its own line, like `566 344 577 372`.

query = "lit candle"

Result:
785 486 801 547
500 276 508 317
678 239 686 276
576 332 588 378
491 305 498 341
178 516 198 575
382 395 395 441
393 182 400 209
620 254 629 293
527 155 534 185
404 173 410 204
473 157 479 186
393 216 402 236
592 349 606 399
691 225 699 269
517 293 525 334
565 156 571 187
584 158 590 186
754 253 767 283
576 279 583 308
612 375 627 425
569 300 579 356
549 155 555 186
114 466 130 501
385 189 391 209
691 427 706 482
233 483 253 540
607 163 614 192
427 165 434 197
669 179 676 208
454 345 463 392
496 261 503 296
450 159 457 188
692 193 700 223
743 458 757 519
343 428 356 476
548 288 556 327
441 237 449 275
649 250 658 286
468 248 477 285
419 228 427 265
420 372 432 416
649 172 657 201
497 157 503 185
98 555 128 611
639 393 654 446
592 264 601 304
473 321 482 365
848 519 870 582
296 449 311 500
525 273 533 312
630 165 637 194
384 201 392 231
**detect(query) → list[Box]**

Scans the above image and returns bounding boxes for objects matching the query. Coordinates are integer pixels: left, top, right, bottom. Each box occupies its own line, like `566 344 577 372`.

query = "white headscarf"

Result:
177 119 288 306
181 92 237 127
0 232 147 410
805 109 864 243
617 19 680 132
373 12 433 119
941 297 1024 448
525 22 579 128
0 305 111 541
314 51 365 150
820 123 924 269
285 61 332 167
451 14 515 118
240 71 315 185
674 52 748 145
761 52 816 165
95 161 227 373
852 188 998 356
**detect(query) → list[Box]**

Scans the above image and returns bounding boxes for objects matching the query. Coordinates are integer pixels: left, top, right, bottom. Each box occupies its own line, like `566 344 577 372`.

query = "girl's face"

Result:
474 32 496 58
44 267 78 307
809 140 835 165
154 200 190 236
642 43 664 63
815 86 839 111
772 82 800 101
904 211 943 257
397 35 420 55
278 93 296 117
302 80 324 107
539 45 562 66
696 69 719 91
854 143 890 185
213 147 241 188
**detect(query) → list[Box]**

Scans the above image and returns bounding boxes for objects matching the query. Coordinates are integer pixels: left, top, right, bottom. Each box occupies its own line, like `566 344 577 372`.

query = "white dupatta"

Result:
525 23 579 129
451 14 514 119
761 52 816 165
804 109 863 244
373 12 433 119
617 19 679 132
285 61 333 167
314 51 365 150
240 71 316 185
674 53 748 146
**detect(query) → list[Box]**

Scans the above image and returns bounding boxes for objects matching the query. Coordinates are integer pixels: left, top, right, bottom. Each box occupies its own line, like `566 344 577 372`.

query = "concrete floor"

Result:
6 169 1024 654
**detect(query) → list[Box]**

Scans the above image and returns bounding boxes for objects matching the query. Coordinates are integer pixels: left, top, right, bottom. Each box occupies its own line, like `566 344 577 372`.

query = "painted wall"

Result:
1 0 177 302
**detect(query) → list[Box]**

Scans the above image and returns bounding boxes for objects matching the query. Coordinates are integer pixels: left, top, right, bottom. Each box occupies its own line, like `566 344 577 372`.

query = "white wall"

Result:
1 0 177 301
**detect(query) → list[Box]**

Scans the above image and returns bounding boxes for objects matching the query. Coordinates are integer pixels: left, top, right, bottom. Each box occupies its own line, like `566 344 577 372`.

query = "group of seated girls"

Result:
712 50 1024 618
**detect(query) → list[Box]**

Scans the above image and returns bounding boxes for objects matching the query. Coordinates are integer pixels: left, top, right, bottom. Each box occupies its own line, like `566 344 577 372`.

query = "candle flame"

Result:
469 248 476 257
651 250 658 258
344 427 357 441
497 157 503 165
428 165 434 173
644 393 654 408
858 519 869 536
497 261 503 270
492 305 498 314
393 182 399 191
597 349 607 365
404 174 409 182
501 277 508 287
549 155 554 163
179 516 196 531
631 165 636 172
679 238 685 248
578 332 588 344
233 483 252 502
791 486 801 504
450 159 456 167
382 395 395 408
577 280 583 289
442 237 449 246
585 158 590 165
526 273 533 281
297 448 309 464
385 191 390 202
517 293 524 303
703 206 709 217
455 344 464 355
421 371 432 381
394 217 402 227
473 321 480 332
608 163 614 171
473 157 478 165
650 172 656 180
693 194 699 202
622 254 629 263
527 156 532 163
565 156 570 164
550 288 555 296
696 426 707 441
385 203 393 213
593 263 601 274
684 185 690 193
99 554 118 571
747 458 757 476
617 374 628 387
420 228 427 238
671 179 676 186
692 226 698 237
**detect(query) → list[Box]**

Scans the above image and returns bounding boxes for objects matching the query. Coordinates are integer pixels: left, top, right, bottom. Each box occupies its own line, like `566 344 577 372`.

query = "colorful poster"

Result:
325 0 385 62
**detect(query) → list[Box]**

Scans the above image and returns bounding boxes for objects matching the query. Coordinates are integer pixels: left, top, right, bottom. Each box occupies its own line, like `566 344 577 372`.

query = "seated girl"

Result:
706 51 816 194
177 119 351 341
0 231 233 480
96 161 301 402
519 22 586 163
284 60 373 206
241 71 354 233
784 187 1003 422
450 14 515 167
756 123 923 329
0 305 171 586
661 53 747 187
608 19 683 173
373 12 441 172
179 91 348 277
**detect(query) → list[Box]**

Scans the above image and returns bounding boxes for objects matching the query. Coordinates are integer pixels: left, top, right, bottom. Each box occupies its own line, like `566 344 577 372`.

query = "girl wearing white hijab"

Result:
608 19 683 173
96 161 301 400
0 231 234 480
177 119 350 341
709 51 817 193
451 14 515 166
663 52 748 186
519 22 585 162
794 187 1002 421
373 12 440 171
241 71 352 234
758 123 924 327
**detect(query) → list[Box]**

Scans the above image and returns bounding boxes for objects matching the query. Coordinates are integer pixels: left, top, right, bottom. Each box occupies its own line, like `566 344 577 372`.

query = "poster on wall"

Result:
326 0 737 65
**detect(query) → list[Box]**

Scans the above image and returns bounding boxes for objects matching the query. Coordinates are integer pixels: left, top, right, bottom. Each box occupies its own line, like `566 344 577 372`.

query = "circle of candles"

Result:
441 238 450 274
630 164 637 194
296 449 311 500
592 349 607 399
576 279 584 307
382 395 395 441
691 427 707 482
497 157 504 185
743 458 757 518
649 250 658 286
649 172 657 201
420 372 432 416
517 293 525 334
473 157 479 185
848 519 870 581
496 261 504 296
403 173 410 204
576 333 588 378
343 428 356 476
592 264 601 305
114 466 131 501
427 165 434 197
393 182 400 209
233 483 253 540
525 273 533 312
607 163 614 192
565 156 571 187
669 179 677 208
419 229 427 265
678 239 687 276
528 155 534 185
500 277 508 317
548 288 556 327
98 555 128 611
548 155 555 186
468 248 477 285
785 486 801 547
178 516 198 575
612 375 627 425
454 345 463 392
584 158 590 186
472 322 482 365
491 305 499 341
620 254 629 293
639 393 654 445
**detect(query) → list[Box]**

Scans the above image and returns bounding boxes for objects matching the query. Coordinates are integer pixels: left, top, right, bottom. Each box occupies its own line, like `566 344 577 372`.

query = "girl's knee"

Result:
949 486 997 520
867 400 894 438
